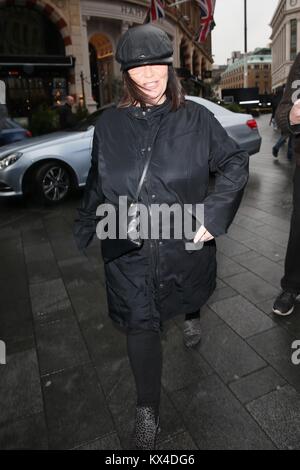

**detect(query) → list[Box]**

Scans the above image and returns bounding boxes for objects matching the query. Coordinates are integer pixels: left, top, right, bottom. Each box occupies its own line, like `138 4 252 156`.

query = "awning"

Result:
190 77 205 86
0 55 75 68
175 67 192 79
175 68 205 87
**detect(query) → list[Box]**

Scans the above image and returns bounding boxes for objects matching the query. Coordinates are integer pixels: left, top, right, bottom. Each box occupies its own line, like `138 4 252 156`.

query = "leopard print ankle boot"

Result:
133 405 160 450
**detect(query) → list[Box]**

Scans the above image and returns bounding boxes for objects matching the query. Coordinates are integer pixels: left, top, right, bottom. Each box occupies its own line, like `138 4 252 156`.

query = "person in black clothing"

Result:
73 24 249 450
271 86 284 123
58 95 76 130
273 53 300 316
272 135 293 160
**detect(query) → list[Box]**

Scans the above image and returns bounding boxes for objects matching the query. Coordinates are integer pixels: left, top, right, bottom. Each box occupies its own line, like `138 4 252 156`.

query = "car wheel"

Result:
35 162 71 204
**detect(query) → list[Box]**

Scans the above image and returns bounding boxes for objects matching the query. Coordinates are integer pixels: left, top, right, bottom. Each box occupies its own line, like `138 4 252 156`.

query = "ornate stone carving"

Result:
51 0 67 12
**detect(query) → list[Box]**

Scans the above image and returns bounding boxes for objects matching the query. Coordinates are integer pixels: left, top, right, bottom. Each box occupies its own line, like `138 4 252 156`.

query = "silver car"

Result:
0 97 261 204
186 96 261 156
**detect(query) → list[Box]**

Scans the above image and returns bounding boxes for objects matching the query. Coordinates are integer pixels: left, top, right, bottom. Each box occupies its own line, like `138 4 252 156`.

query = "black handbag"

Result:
100 144 154 263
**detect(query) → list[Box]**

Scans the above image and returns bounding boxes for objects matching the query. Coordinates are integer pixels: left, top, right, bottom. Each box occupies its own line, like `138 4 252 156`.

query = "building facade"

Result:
211 65 227 99
220 48 272 95
271 0 300 91
0 0 214 119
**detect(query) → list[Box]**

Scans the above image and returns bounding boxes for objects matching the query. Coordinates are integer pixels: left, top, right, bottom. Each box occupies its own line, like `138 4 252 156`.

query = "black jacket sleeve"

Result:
203 111 250 237
73 122 105 251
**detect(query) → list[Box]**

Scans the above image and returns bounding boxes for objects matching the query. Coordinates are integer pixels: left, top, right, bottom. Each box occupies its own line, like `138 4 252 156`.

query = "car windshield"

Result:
0 118 21 130
186 96 233 116
67 104 115 132
67 109 103 132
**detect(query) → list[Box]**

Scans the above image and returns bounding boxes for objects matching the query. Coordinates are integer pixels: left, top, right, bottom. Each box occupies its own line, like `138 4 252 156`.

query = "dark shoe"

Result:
133 406 160 450
183 318 202 348
272 291 298 316
272 147 279 158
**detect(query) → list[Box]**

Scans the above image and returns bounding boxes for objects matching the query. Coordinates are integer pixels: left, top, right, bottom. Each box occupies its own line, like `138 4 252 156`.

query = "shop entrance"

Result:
89 33 113 107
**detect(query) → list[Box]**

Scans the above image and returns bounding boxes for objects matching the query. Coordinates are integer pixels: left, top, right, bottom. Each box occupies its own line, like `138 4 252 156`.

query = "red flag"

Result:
144 0 165 23
197 0 216 43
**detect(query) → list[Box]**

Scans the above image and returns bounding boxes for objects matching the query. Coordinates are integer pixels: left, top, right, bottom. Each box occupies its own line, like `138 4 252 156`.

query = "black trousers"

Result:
281 166 300 294
126 310 200 418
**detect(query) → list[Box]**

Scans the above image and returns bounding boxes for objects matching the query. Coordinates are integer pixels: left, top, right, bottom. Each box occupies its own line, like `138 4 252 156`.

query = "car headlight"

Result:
0 152 23 170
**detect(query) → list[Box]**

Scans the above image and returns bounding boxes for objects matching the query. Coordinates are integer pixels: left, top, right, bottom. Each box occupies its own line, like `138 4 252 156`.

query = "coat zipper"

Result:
134 113 166 313
146 121 163 293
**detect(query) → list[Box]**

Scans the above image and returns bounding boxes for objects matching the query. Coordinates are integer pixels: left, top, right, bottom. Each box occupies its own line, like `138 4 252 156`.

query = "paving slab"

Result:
198 321 267 383
247 385 300 450
42 363 114 450
35 316 90 376
73 432 122 450
210 295 275 338
0 349 43 425
248 327 300 391
0 297 34 355
170 374 275 449
216 252 247 279
157 432 198 450
232 253 284 288
0 413 48 450
229 366 286 404
224 271 279 304
29 278 74 324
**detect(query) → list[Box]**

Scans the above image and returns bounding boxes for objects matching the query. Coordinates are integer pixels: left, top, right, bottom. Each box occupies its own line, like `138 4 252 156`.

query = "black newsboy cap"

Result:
115 24 173 71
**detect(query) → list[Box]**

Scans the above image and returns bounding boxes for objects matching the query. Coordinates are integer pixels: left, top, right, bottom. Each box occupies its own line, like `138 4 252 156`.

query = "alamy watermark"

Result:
291 340 300 366
95 198 207 250
0 340 6 365
0 80 5 105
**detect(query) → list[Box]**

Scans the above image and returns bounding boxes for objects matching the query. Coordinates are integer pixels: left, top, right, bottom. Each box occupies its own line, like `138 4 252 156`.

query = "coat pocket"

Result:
181 243 217 308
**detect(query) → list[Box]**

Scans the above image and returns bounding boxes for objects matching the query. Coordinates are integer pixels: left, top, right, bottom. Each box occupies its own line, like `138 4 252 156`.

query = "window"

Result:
290 19 297 61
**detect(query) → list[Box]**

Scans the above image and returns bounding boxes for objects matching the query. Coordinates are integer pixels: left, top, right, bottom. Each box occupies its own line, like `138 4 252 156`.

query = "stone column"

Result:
113 20 131 78
185 42 193 73
192 48 201 77
80 15 98 113
286 19 291 62
121 20 130 34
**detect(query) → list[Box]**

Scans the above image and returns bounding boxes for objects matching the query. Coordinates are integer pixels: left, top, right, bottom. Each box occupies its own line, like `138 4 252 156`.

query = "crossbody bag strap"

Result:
135 147 153 200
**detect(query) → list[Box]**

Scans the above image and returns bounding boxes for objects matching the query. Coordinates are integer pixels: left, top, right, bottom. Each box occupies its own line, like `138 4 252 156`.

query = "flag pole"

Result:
168 0 191 6
243 0 248 88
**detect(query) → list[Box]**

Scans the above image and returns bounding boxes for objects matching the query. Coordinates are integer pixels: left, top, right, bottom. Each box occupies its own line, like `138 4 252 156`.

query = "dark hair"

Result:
117 65 186 111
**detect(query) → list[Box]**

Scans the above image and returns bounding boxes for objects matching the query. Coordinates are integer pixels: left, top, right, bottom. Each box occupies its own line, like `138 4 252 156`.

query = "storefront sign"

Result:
121 4 144 18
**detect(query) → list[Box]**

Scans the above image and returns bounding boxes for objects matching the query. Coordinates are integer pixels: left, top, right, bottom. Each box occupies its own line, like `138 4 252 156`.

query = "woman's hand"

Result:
193 225 214 243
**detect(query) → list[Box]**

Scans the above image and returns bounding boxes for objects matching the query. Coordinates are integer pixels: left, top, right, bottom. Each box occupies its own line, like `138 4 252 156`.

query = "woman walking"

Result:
73 24 249 450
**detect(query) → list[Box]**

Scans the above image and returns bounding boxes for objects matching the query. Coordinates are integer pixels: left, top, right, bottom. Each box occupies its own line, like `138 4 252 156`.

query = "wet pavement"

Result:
0 113 300 450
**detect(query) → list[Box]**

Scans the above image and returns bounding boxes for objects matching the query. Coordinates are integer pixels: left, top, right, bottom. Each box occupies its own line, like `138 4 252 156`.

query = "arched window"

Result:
0 5 65 56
